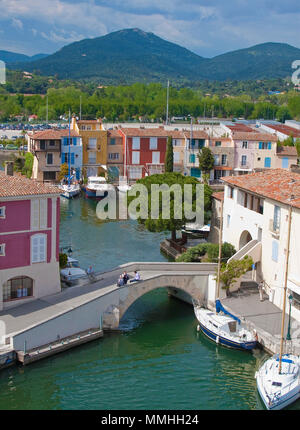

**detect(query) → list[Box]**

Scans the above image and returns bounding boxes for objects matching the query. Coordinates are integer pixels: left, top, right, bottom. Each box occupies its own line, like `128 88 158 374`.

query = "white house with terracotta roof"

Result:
0 166 61 311
221 169 300 320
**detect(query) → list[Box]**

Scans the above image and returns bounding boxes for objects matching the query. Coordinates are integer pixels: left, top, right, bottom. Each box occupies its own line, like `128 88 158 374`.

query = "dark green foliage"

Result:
198 147 215 174
59 253 68 269
165 136 173 172
176 242 236 263
127 172 213 239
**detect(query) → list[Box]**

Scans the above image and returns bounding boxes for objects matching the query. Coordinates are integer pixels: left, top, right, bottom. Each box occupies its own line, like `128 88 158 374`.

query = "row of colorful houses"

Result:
26 118 299 183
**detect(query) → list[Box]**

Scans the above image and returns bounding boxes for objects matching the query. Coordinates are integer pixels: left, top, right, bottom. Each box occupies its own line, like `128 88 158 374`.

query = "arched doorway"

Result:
3 276 33 302
239 230 252 250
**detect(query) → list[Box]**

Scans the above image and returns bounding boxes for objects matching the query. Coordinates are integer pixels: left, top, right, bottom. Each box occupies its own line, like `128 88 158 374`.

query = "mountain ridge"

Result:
3 29 300 83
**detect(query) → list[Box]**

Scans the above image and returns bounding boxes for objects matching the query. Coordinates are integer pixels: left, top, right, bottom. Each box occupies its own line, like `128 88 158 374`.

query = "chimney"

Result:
5 161 14 176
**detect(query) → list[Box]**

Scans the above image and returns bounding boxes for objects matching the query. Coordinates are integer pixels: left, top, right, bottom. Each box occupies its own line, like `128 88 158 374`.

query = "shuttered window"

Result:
31 199 48 230
31 234 47 263
272 241 279 262
132 151 140 164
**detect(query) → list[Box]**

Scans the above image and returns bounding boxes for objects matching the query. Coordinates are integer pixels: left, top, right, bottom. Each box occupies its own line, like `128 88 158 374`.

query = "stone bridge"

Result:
1 262 218 351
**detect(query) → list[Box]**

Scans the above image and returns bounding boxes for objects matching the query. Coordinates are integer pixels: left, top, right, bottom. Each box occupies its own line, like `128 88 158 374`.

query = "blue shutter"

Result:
73 138 77 146
272 241 279 262
63 138 68 146
71 153 75 165
61 153 65 164
259 142 263 149
268 142 272 150
264 157 271 168
191 168 201 178
189 154 195 163
282 157 289 168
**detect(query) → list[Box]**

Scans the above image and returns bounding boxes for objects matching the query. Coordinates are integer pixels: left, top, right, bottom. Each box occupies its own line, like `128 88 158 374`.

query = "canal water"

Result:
0 196 297 410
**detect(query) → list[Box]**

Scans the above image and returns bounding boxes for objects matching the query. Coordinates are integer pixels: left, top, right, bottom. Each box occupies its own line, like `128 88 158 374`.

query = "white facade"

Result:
222 183 300 321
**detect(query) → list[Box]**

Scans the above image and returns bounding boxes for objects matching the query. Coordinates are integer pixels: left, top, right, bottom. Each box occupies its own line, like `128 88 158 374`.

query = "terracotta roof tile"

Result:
212 191 224 201
0 171 61 198
276 146 298 156
264 124 300 138
30 129 80 140
120 127 170 137
222 169 300 209
231 131 277 141
182 130 209 139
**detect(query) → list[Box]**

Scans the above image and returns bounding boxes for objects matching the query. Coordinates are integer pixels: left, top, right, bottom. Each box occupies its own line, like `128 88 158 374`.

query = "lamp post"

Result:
286 294 293 341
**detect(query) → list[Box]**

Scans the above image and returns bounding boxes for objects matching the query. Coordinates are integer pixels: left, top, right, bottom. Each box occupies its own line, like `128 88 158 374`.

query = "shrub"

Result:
59 253 68 268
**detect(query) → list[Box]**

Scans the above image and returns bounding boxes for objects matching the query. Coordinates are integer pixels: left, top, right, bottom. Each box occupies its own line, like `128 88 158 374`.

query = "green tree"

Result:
165 136 174 172
218 256 253 297
128 172 213 241
198 147 215 183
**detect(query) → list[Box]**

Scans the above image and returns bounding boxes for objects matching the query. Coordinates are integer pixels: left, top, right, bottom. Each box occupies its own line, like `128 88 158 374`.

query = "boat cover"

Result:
215 299 241 324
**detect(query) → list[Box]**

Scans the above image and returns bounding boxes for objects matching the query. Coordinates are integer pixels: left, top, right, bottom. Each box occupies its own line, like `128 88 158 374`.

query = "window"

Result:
242 141 248 149
282 157 289 169
132 137 140 150
108 153 119 160
221 154 227 165
81 125 86 130
31 199 47 230
273 205 281 231
87 125 92 131
31 234 47 263
215 141 221 147
264 157 271 168
0 244 5 256
191 168 201 178
189 154 196 163
3 277 33 302
227 215 231 228
88 151 97 164
43 172 56 181
47 153 53 165
241 155 247 166
149 137 158 150
110 138 116 145
199 139 205 149
0 206 5 218
40 141 45 150
228 186 234 198
259 142 271 150
132 151 140 164
88 138 97 149
152 151 160 164
214 154 220 166
272 241 279 262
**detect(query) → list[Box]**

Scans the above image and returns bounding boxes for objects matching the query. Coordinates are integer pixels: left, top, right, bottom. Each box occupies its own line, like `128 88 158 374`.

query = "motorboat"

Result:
194 301 257 350
117 183 132 193
255 354 300 410
60 182 81 199
84 176 115 199
60 257 87 285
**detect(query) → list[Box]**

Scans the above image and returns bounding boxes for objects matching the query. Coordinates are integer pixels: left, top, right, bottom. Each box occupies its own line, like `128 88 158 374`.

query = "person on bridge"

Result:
117 275 124 287
130 271 141 283
122 271 129 284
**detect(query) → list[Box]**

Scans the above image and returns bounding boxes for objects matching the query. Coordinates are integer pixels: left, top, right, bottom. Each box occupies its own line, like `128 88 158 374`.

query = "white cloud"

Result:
11 17 23 30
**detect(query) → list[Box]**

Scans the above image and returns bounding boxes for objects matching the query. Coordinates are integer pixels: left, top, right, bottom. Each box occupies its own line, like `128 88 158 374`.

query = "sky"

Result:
0 0 300 57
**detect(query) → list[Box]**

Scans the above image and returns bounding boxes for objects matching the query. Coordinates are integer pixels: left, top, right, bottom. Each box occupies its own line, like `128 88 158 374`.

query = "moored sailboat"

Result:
194 195 257 350
255 205 300 410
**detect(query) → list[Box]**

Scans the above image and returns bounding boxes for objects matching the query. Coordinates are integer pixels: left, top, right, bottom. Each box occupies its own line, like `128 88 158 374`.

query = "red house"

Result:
119 127 170 179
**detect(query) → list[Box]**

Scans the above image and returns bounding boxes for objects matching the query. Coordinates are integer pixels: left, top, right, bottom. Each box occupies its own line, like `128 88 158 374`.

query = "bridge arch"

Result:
102 273 211 329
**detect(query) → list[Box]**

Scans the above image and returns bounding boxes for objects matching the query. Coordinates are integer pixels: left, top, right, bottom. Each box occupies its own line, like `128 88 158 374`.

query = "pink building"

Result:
0 166 61 311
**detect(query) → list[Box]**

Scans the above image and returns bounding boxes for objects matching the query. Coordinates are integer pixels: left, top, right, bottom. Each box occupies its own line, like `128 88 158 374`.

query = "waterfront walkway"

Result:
222 285 300 355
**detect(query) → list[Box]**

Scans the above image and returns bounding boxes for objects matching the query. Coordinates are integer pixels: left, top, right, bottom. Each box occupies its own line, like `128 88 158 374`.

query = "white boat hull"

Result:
60 184 81 199
255 354 300 410
195 307 257 350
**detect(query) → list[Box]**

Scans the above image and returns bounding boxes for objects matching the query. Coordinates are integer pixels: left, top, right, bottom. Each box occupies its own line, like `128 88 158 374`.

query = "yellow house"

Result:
71 118 108 177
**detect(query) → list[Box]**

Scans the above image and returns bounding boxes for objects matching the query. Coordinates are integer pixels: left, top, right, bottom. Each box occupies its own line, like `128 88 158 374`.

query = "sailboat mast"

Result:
216 199 224 300
166 80 169 126
68 110 71 186
279 204 292 374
